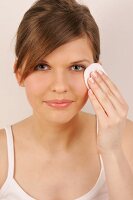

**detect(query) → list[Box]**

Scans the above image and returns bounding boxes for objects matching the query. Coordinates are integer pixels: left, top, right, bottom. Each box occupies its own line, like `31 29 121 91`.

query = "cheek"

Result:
24 75 50 107
24 73 88 101
24 74 50 93
69 74 89 107
70 75 88 111
70 73 88 96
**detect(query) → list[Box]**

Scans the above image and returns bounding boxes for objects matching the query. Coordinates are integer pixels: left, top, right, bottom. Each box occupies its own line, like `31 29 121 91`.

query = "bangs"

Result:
14 0 100 83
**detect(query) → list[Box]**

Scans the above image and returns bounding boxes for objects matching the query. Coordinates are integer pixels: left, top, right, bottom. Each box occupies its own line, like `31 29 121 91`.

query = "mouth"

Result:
43 99 74 109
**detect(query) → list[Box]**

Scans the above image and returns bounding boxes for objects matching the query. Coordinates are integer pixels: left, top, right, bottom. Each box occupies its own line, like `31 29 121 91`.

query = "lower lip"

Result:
45 102 73 109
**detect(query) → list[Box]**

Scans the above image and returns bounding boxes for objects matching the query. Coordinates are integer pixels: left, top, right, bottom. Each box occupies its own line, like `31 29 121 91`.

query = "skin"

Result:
15 34 133 199
1 35 101 199
88 70 129 153
15 35 94 153
0 35 133 199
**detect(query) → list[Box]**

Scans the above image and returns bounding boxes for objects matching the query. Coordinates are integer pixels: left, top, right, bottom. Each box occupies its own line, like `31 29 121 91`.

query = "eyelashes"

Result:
34 64 49 71
34 63 87 72
71 65 86 71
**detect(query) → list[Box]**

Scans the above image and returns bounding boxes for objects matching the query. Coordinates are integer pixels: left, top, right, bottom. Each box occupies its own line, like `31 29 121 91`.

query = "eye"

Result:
34 64 49 71
71 65 86 71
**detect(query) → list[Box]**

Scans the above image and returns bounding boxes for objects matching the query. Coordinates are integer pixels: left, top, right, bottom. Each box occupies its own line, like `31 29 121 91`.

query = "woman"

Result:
0 0 133 199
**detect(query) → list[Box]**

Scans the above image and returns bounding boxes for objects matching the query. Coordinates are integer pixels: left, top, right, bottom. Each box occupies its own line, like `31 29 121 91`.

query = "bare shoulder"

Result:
122 118 133 168
0 128 8 187
0 128 7 153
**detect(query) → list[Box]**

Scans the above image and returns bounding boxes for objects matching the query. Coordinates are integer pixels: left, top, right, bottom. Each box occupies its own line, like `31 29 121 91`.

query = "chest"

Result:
14 152 101 200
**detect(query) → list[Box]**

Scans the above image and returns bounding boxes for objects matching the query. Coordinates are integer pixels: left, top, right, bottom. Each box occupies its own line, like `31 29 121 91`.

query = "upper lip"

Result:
44 99 74 104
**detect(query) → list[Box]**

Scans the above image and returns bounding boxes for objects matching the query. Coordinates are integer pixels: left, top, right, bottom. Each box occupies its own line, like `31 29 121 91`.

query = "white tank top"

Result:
0 120 109 200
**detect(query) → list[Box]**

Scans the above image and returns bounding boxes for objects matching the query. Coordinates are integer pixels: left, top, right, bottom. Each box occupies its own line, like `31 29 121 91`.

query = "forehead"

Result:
43 36 94 65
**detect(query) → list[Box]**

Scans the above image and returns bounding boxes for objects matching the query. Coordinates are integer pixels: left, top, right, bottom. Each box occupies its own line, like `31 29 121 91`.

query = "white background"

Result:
0 0 133 128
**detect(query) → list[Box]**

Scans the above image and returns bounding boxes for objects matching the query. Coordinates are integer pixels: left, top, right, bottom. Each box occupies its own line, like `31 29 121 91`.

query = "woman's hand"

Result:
87 70 129 155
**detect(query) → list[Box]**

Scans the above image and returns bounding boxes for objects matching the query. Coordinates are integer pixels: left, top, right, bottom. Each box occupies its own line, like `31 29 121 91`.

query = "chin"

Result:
43 109 79 125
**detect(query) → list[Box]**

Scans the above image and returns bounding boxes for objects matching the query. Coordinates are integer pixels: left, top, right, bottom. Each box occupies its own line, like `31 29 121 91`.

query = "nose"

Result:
51 71 69 93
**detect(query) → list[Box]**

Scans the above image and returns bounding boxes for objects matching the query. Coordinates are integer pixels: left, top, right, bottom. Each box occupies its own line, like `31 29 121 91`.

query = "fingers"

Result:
87 70 128 119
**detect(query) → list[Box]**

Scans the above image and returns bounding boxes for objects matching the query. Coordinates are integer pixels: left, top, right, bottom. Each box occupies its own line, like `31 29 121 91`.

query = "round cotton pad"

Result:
84 63 107 89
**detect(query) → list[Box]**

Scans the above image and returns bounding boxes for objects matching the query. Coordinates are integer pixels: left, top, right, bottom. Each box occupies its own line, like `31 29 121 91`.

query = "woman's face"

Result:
18 36 94 124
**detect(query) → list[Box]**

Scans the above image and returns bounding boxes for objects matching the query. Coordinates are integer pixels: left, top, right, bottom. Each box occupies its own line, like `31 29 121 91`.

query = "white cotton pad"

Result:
84 63 107 89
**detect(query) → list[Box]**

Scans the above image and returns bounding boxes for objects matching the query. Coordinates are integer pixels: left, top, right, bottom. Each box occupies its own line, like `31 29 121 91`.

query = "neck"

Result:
28 113 82 154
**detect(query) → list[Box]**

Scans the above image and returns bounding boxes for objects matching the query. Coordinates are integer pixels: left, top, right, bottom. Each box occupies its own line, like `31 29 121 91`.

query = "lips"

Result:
44 99 74 109
44 99 74 104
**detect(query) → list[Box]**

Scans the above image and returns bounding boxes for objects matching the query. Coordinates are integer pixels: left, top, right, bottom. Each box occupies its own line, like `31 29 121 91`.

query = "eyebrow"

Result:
42 59 91 65
69 59 91 64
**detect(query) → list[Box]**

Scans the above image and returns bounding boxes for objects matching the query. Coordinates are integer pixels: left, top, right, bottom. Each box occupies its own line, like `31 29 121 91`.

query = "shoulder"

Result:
0 128 8 187
122 118 133 168
0 128 7 150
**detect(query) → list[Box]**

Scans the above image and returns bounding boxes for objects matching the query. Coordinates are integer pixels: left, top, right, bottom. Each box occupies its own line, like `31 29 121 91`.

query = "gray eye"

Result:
71 65 85 71
35 64 49 71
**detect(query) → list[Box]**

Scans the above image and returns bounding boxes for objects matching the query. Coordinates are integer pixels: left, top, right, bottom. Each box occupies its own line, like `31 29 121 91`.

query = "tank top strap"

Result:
4 125 14 179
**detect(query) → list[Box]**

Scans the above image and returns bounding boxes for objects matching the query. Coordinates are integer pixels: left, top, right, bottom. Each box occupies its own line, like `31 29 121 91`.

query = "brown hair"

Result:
14 0 100 84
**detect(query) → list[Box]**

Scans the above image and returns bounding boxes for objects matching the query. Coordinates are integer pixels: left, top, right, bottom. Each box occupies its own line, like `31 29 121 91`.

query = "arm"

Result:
87 70 133 199
101 147 133 200
0 129 7 188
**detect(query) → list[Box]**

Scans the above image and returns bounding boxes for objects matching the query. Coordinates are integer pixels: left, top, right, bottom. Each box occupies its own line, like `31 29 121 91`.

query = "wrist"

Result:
98 144 123 157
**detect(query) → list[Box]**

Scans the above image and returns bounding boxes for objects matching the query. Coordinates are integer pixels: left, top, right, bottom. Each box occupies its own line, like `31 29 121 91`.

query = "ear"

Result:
13 61 25 87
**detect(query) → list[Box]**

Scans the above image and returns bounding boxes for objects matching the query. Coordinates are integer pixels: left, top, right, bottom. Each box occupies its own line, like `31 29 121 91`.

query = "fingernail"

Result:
88 89 93 95
89 77 95 83
91 71 98 78
97 70 103 75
